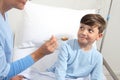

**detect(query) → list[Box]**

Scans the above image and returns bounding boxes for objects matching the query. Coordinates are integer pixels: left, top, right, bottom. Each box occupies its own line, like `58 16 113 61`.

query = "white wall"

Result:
8 0 120 75
101 0 120 75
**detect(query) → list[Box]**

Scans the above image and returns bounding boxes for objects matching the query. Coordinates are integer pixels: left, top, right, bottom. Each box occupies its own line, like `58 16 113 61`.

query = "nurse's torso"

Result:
0 13 14 63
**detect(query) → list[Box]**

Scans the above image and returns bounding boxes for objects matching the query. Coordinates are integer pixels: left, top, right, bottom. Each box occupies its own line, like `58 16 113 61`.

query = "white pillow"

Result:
19 2 96 47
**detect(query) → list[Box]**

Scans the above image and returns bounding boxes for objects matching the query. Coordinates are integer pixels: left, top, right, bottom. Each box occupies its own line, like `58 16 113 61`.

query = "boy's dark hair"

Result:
80 14 106 33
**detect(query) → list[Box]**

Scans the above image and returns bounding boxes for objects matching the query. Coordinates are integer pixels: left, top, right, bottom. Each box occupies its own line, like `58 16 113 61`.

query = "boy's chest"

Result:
67 50 94 66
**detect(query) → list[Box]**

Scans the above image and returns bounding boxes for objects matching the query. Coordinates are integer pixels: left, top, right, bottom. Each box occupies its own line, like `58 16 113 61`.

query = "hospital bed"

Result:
13 47 91 80
11 1 112 80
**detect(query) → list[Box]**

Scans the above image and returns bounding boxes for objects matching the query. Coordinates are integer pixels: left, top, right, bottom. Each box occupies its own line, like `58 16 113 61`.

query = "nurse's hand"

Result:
39 35 58 55
31 35 58 62
10 75 24 80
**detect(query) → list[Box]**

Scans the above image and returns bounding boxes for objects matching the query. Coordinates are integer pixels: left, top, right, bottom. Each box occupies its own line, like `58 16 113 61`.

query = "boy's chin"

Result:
79 42 88 46
78 40 87 44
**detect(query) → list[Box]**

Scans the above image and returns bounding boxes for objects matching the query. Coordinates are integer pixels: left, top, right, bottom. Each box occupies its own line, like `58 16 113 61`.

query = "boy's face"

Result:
77 23 102 46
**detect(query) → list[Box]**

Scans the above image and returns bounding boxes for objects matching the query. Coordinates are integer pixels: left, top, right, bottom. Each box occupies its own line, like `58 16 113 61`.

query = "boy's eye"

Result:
88 29 94 33
80 26 84 30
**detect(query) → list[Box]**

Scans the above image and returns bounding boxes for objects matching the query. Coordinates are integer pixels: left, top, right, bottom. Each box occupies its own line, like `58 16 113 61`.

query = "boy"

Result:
47 14 106 80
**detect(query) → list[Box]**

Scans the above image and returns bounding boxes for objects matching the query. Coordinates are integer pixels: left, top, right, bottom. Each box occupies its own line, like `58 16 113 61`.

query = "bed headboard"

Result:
12 1 97 48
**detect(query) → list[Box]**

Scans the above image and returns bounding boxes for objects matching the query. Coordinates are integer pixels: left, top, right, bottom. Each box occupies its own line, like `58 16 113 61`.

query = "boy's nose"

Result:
82 29 88 35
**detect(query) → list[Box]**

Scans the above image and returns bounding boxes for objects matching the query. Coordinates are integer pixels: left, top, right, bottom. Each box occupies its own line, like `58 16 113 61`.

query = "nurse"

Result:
0 0 58 80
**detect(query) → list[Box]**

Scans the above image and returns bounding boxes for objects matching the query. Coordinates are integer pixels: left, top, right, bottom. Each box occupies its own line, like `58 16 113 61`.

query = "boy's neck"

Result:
79 44 92 51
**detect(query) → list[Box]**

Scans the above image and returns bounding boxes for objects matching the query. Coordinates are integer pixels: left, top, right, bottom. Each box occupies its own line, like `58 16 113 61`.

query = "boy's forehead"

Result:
81 23 99 28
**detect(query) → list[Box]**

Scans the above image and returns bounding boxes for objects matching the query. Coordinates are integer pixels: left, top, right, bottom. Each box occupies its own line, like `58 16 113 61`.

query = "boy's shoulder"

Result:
66 39 77 44
65 39 78 46
59 39 77 49
92 48 103 59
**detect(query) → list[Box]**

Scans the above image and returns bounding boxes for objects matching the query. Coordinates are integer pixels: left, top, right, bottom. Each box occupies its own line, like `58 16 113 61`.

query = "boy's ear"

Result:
96 33 103 40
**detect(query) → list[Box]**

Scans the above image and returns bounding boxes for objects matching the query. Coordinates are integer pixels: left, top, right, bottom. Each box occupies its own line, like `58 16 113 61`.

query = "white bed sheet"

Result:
20 67 89 80
13 47 36 61
13 47 58 71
